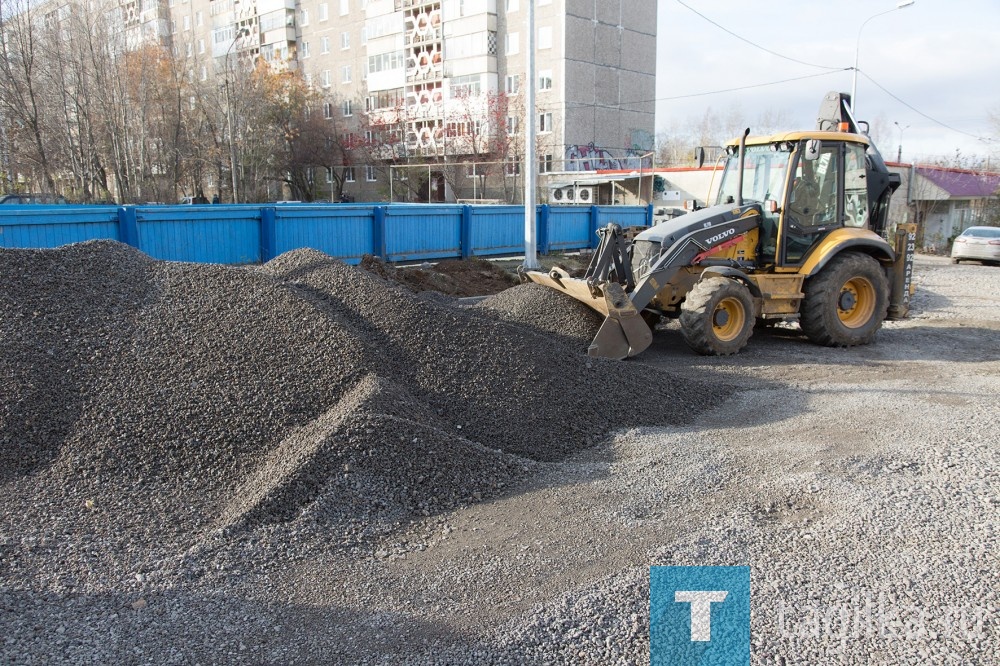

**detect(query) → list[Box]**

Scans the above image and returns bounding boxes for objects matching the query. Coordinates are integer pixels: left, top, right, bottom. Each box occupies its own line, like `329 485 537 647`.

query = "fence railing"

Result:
0 203 654 264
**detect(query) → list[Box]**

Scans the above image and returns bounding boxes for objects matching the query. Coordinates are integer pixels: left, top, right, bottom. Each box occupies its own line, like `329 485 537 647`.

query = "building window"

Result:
539 154 553 173
505 74 519 95
451 73 481 97
366 166 377 181
345 167 356 182
323 102 333 119
342 99 352 116
505 32 518 55
539 112 553 133
506 116 518 135
321 69 331 87
305 72 313 88
341 65 352 83
538 26 552 49
341 31 350 49
300 9 309 26
183 15 190 30
200 65 207 81
195 11 203 26
538 70 553 91
467 163 487 178
319 3 329 21
301 41 310 57
321 37 330 54
340 0 349 15
186 42 192 57
506 0 518 10
506 158 520 176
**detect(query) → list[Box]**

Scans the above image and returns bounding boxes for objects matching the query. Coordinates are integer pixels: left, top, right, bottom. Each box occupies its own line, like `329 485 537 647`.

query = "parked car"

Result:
0 192 68 204
951 226 1000 265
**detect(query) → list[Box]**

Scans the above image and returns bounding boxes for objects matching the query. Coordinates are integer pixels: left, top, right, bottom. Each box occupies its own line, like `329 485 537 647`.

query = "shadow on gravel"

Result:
0 588 473 666
643 321 1000 366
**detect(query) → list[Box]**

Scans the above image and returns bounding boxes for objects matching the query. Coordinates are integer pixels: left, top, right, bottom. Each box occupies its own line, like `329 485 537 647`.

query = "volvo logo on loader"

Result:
705 228 737 246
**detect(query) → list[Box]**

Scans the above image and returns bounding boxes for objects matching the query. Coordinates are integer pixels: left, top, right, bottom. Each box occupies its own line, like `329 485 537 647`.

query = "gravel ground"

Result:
1 248 997 664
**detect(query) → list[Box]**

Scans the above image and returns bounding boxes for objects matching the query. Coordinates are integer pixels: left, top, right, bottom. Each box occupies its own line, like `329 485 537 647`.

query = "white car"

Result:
951 226 1000 265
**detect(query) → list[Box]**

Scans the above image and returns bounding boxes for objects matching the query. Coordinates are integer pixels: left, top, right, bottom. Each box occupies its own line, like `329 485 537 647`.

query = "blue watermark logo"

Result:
650 566 750 665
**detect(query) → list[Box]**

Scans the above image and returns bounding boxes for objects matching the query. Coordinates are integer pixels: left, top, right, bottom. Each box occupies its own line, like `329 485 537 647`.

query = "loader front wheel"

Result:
800 252 888 347
680 277 755 355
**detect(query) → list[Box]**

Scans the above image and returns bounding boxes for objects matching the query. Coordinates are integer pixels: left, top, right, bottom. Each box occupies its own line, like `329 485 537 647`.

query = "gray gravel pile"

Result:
474 283 604 347
258 247 724 462
0 242 725 595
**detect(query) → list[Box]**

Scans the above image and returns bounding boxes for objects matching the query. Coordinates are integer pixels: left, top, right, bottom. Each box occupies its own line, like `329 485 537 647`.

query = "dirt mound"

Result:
359 254 517 296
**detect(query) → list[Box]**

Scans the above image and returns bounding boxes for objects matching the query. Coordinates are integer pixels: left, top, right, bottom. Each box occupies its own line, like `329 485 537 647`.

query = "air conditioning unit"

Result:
549 185 595 204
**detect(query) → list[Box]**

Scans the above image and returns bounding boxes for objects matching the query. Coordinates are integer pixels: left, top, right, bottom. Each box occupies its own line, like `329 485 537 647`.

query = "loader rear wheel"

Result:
680 277 755 356
800 252 888 347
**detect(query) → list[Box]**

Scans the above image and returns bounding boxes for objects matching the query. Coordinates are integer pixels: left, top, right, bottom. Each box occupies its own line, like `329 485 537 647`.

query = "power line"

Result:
674 0 843 71
861 72 996 145
555 69 848 111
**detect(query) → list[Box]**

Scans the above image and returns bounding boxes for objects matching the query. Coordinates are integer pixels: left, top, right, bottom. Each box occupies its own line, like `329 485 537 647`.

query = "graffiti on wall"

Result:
565 129 655 172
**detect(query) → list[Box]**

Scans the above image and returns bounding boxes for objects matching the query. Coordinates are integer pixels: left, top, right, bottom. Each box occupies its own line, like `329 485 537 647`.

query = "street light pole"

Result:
225 28 248 203
851 0 915 114
522 0 540 269
894 121 910 162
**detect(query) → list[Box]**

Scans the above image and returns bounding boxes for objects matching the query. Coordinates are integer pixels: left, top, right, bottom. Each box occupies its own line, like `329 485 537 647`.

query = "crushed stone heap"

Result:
1 241 729 588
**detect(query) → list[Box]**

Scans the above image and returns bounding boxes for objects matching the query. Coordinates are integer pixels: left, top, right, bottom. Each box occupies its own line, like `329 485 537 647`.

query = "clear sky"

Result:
655 0 1000 165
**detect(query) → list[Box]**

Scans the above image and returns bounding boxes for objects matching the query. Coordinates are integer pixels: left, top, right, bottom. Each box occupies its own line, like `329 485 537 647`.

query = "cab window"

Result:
844 143 869 228
781 143 841 264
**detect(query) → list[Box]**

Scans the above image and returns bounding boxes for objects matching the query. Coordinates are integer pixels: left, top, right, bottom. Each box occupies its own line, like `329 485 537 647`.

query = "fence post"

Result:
260 206 277 262
460 204 472 259
373 205 386 258
589 204 601 249
538 204 550 255
117 206 140 248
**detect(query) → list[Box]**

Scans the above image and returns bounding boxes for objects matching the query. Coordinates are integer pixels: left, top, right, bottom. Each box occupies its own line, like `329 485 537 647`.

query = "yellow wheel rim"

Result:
713 297 746 342
837 277 876 328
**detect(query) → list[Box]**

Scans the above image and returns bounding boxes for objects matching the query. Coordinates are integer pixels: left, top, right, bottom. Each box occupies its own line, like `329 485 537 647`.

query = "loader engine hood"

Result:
631 203 762 280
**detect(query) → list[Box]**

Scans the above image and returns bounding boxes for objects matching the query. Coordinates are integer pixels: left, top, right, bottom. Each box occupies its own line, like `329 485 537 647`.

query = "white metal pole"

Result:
522 0 540 269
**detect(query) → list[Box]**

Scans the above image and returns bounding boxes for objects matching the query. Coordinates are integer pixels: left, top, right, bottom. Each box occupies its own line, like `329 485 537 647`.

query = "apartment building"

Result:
168 0 656 201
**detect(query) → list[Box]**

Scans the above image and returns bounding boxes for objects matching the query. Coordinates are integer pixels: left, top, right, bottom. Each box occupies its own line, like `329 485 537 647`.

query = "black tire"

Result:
680 277 755 355
800 252 889 347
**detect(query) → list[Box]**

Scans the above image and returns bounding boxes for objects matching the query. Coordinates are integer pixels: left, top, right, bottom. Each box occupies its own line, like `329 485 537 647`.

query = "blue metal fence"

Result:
0 203 654 265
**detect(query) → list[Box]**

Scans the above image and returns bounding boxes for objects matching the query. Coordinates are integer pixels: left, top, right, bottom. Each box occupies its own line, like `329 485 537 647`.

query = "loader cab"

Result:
778 137 871 266
716 133 874 268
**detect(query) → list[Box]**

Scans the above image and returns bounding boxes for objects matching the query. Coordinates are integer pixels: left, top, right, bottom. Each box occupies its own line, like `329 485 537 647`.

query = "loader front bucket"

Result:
523 268 653 360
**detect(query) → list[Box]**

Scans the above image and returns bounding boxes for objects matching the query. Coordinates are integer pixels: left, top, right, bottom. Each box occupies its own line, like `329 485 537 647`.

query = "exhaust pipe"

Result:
735 128 750 207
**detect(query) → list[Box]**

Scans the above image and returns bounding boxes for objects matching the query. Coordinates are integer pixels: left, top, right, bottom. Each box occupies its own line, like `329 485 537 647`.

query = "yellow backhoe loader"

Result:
524 92 916 359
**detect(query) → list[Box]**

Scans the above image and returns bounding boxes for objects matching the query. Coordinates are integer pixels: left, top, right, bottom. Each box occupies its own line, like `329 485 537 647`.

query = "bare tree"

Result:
0 0 59 192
